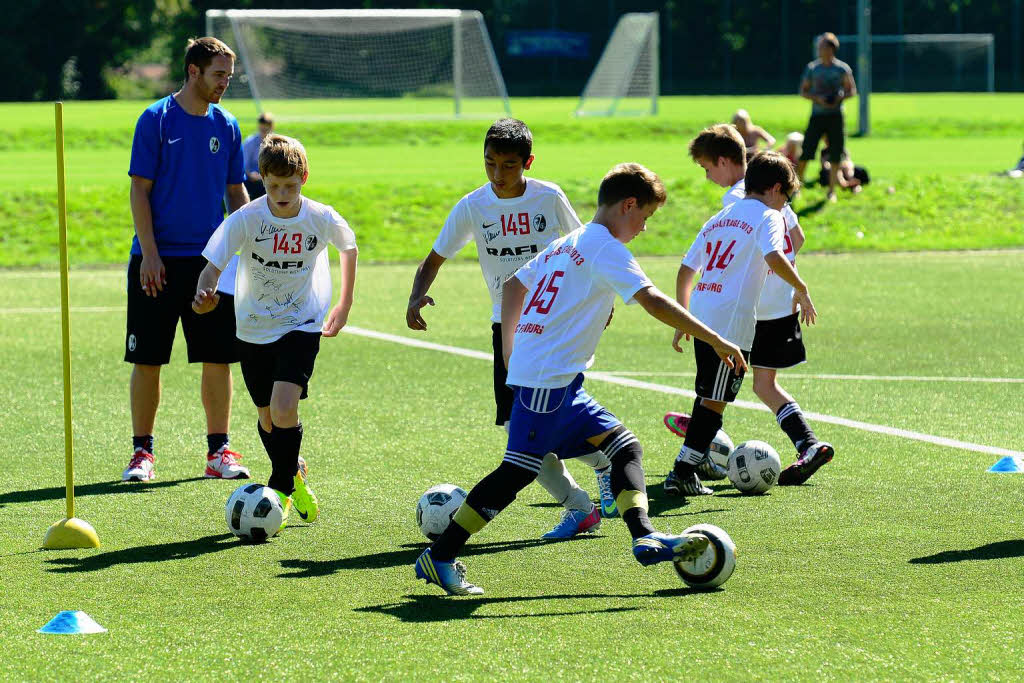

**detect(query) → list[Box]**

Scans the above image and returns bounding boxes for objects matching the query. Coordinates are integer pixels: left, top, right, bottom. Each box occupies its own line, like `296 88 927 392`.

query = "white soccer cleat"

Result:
205 447 251 479
123 450 155 482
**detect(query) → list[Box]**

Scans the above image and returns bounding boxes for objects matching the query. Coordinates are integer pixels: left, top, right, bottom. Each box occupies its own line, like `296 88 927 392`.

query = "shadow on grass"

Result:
44 533 237 573
909 539 1024 564
795 198 828 218
278 536 599 579
355 592 650 622
0 477 206 508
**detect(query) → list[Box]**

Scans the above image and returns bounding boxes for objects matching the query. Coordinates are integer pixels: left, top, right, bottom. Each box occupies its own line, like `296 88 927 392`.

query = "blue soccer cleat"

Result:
595 467 618 518
632 532 709 567
542 506 601 539
415 549 484 596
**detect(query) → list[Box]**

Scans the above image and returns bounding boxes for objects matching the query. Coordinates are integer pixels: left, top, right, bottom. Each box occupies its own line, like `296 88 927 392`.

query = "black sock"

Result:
132 435 154 454
597 428 656 539
207 433 229 455
257 421 273 456
776 402 816 452
432 457 540 561
267 423 302 495
675 402 723 475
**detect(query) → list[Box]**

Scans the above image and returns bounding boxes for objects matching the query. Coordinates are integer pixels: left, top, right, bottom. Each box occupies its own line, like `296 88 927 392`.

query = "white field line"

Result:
595 370 1024 384
342 326 1024 459
0 306 122 314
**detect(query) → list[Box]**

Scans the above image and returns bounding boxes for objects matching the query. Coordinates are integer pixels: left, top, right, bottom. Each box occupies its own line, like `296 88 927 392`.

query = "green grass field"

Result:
2 251 1023 679
5 94 1023 266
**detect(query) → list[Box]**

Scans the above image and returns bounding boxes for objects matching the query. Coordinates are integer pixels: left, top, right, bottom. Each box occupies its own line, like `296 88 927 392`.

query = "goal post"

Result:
576 12 659 117
205 9 511 120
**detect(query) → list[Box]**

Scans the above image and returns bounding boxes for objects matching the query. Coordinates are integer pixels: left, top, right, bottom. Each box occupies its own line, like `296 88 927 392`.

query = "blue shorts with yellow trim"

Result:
506 374 621 459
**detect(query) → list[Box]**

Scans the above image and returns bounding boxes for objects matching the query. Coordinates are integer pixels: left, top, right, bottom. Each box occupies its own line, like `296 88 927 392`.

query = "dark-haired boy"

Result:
406 118 616 538
665 125 835 489
663 152 820 496
415 163 746 595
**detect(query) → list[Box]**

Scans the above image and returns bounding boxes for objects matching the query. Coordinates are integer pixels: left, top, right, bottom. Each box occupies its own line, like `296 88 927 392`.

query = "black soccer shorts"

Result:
750 313 807 370
124 255 238 365
693 338 750 403
237 331 322 408
491 322 515 426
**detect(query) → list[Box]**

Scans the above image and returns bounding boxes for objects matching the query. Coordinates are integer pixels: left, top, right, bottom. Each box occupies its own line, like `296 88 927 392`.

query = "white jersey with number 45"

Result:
433 178 583 323
506 224 653 389
722 179 800 321
682 198 786 350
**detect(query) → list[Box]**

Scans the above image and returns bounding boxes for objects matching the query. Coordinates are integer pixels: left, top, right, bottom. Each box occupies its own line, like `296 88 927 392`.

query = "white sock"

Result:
536 453 593 512
675 446 704 466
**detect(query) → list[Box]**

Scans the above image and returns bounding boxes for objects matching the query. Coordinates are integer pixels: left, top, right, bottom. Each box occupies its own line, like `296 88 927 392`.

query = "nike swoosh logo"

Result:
168 138 182 144
254 236 273 242
482 222 496 229
296 509 309 520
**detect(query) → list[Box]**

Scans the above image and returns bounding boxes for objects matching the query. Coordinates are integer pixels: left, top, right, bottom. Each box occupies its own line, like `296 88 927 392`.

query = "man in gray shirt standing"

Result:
797 32 857 202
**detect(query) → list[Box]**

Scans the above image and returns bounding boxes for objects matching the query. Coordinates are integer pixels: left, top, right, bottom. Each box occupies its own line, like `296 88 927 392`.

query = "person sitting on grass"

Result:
732 109 776 156
818 141 869 194
778 132 804 166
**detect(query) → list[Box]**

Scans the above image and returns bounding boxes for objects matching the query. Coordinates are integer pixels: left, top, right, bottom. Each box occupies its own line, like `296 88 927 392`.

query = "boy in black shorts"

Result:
193 134 358 523
664 151 821 496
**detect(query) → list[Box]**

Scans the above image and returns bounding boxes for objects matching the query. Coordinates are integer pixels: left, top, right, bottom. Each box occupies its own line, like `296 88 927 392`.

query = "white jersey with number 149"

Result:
506 224 653 389
681 198 786 350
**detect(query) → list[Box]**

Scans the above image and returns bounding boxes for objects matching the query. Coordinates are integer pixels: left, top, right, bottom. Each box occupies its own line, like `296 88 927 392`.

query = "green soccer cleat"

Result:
272 488 291 533
291 455 319 523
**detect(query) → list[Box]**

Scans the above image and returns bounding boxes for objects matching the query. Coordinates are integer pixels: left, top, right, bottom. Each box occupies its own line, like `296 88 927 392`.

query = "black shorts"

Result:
693 338 750 403
800 112 845 164
750 313 807 370
492 322 514 426
237 331 321 408
125 255 239 365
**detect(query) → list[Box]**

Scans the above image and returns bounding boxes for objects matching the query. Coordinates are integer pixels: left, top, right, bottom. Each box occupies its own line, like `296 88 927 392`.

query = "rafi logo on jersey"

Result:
305 235 318 251
209 137 220 154
533 214 547 232
485 244 539 260
250 252 304 270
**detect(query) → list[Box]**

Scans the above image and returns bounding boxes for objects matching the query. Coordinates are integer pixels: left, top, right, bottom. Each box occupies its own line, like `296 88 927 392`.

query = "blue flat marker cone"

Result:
38 610 106 634
987 456 1024 473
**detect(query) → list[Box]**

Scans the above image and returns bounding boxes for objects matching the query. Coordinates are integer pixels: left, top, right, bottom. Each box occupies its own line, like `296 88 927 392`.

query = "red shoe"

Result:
205 447 251 479
122 449 155 482
663 412 691 438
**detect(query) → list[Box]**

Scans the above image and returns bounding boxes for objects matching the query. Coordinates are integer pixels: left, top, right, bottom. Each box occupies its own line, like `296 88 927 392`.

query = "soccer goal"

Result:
205 9 511 120
834 33 995 93
575 12 659 117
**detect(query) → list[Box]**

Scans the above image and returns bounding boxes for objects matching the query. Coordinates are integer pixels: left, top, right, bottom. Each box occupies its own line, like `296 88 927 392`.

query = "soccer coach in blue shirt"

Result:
123 37 251 483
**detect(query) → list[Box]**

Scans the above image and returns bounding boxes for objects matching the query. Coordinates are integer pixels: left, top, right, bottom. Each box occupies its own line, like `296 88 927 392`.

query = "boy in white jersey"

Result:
193 134 358 523
664 125 835 489
414 163 747 596
662 150 820 497
406 118 616 539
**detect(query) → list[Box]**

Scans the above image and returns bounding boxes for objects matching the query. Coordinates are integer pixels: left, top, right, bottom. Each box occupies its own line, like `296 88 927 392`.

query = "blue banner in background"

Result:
506 31 590 58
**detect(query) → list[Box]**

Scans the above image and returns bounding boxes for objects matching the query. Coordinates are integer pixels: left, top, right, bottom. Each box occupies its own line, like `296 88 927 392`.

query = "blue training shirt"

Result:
128 95 245 257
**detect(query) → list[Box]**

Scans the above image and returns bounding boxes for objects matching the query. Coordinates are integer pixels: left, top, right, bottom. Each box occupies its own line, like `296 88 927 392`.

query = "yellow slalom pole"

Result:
43 101 99 550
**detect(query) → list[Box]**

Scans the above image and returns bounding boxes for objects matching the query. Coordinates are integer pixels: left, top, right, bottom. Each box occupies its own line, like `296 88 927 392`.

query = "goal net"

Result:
576 12 659 116
206 9 511 120
834 33 995 92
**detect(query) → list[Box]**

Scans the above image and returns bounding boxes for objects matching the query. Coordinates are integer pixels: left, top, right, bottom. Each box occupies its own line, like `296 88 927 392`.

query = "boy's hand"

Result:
711 336 747 373
406 295 435 330
793 288 817 325
191 288 220 314
322 304 349 337
671 329 692 352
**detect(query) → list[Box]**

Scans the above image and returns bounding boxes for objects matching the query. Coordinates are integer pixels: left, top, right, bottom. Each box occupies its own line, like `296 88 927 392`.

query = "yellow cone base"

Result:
42 518 100 549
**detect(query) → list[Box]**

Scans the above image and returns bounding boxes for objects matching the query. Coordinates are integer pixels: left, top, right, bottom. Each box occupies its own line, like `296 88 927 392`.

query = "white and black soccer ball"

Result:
226 484 285 542
416 483 467 541
674 523 737 589
696 429 734 481
727 440 782 495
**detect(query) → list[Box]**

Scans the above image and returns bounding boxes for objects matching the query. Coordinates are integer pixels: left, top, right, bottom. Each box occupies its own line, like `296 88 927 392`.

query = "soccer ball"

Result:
674 523 736 589
696 429 734 481
226 484 285 542
727 440 782 495
416 484 467 540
